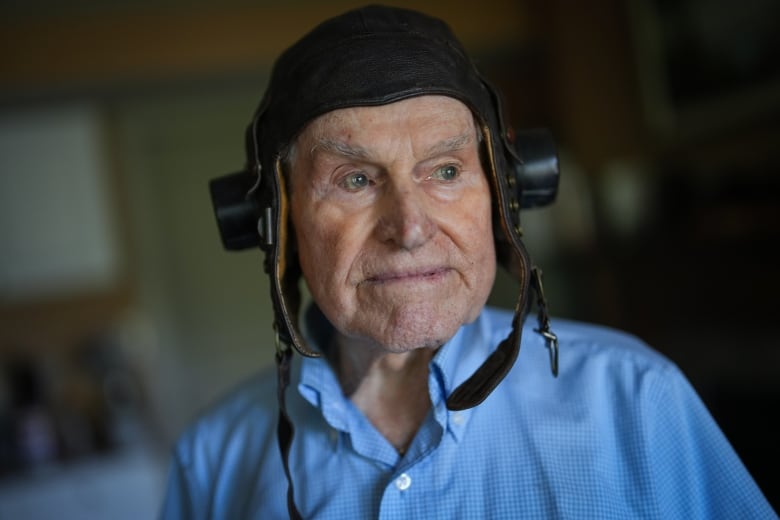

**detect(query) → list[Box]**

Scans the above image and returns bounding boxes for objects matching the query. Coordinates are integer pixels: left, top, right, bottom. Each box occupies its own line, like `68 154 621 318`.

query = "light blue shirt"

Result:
161 307 776 518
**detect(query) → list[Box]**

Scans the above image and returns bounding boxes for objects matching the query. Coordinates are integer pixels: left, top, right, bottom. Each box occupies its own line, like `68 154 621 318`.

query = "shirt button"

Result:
451 412 465 426
395 473 412 491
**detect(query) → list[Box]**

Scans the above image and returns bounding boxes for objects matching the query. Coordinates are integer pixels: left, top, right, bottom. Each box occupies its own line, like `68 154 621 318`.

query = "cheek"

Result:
459 195 497 297
297 225 335 282
295 215 359 294
460 194 494 255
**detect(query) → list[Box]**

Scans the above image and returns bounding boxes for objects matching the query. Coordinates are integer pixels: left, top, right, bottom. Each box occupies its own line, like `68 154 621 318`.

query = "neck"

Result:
333 334 435 454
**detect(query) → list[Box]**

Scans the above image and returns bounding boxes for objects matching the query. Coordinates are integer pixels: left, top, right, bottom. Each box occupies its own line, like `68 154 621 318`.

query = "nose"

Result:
375 183 436 250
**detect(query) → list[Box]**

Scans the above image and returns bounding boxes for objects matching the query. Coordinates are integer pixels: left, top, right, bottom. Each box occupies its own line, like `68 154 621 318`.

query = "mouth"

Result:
364 267 452 285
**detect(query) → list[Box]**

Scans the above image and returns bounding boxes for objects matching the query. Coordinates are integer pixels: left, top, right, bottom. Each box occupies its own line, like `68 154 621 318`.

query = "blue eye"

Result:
431 165 459 181
340 172 370 191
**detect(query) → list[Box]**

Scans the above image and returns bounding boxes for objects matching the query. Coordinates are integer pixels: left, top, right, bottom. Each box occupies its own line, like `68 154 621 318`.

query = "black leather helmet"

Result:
210 4 560 410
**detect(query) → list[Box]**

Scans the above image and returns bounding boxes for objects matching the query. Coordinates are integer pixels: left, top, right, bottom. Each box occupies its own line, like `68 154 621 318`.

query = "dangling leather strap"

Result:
446 307 524 410
276 346 304 520
446 266 559 411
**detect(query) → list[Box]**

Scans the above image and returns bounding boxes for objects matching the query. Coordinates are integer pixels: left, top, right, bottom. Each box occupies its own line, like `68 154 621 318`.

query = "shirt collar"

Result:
429 315 494 442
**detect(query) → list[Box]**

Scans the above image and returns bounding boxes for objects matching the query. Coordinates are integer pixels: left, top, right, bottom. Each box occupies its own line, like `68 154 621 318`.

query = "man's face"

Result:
289 95 496 352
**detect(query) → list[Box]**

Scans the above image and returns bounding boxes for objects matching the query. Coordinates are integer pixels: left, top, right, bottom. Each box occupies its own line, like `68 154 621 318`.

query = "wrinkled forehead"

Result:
304 96 476 140
286 96 483 168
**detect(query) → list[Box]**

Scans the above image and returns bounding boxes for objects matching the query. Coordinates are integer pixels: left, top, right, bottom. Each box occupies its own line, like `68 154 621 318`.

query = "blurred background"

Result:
0 0 778 516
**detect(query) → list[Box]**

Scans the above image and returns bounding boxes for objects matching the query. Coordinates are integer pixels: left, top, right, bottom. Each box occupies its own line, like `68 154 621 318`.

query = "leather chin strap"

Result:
445 302 525 410
447 268 558 409
446 259 531 410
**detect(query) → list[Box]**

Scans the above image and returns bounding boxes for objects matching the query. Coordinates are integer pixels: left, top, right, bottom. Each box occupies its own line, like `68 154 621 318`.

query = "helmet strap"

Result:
275 342 305 520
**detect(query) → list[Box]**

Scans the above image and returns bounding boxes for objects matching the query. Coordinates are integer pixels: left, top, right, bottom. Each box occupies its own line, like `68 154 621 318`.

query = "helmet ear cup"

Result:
512 128 560 210
490 127 559 278
209 170 261 251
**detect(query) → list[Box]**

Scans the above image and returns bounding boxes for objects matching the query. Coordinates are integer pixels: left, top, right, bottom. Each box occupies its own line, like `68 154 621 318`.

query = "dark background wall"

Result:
1 0 777 515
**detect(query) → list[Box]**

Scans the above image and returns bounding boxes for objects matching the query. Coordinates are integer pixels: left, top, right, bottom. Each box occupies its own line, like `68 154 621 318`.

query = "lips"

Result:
364 266 451 284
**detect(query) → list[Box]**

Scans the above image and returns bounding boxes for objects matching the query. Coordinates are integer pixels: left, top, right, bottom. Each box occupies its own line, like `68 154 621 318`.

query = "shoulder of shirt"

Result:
478 307 696 419
481 305 681 378
549 316 677 372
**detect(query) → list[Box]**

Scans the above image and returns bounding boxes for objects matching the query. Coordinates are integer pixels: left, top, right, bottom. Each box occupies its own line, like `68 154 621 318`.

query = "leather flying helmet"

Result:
210 4 560 411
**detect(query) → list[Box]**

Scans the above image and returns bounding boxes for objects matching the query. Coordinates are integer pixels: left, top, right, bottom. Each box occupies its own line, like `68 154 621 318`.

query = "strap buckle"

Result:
531 266 559 377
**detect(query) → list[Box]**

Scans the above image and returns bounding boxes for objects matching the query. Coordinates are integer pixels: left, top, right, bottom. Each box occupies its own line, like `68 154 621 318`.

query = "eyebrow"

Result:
423 131 474 157
310 139 371 160
311 130 475 162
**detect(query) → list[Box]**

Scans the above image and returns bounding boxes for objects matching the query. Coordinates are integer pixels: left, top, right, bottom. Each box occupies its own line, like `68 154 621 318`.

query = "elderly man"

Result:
161 5 774 519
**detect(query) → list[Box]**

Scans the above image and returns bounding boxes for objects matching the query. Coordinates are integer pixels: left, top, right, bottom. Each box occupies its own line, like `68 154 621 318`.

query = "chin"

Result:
376 335 447 354
362 309 469 352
